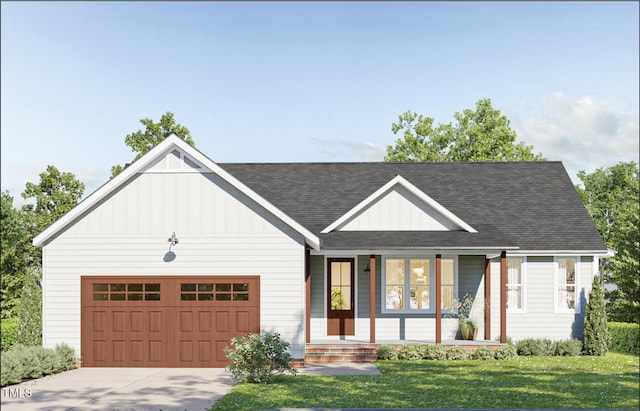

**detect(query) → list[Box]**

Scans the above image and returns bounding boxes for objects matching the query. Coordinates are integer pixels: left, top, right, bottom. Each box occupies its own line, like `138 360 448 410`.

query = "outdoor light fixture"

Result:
167 232 179 246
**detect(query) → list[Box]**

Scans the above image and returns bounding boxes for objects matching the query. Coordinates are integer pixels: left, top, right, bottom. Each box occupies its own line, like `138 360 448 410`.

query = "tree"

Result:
583 275 611 355
385 98 545 162
21 165 85 268
111 112 194 177
1 191 29 318
577 162 639 323
16 267 42 346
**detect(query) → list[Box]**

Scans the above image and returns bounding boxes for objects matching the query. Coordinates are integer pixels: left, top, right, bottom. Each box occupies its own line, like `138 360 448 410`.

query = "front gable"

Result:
322 175 476 233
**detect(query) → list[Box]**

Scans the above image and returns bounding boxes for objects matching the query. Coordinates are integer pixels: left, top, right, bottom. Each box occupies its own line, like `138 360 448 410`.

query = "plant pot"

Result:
459 321 478 340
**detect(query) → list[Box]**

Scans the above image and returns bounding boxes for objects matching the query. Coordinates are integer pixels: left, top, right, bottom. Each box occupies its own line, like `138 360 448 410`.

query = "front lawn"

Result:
210 353 639 410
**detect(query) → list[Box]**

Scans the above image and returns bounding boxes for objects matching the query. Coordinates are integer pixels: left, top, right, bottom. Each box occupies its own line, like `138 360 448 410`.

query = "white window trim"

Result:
506 257 527 313
554 256 581 314
381 255 458 314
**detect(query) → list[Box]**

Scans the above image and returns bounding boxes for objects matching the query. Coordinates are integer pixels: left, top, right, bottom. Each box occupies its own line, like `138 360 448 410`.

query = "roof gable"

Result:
33 134 320 249
321 175 476 234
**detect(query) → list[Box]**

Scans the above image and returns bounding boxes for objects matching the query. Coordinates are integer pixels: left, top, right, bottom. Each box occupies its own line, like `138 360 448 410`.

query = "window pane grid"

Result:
92 283 160 301
557 258 577 310
180 283 250 302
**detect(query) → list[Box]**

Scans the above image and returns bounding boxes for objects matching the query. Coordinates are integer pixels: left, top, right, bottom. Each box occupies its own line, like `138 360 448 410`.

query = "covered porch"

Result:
304 250 511 347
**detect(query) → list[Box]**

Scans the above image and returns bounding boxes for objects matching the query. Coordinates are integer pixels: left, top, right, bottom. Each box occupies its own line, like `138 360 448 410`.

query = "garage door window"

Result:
180 282 250 301
92 283 161 301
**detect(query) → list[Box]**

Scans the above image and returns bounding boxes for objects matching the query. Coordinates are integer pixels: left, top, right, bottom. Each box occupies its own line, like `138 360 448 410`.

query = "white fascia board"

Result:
507 249 613 257
33 134 320 250
310 247 517 256
320 175 477 234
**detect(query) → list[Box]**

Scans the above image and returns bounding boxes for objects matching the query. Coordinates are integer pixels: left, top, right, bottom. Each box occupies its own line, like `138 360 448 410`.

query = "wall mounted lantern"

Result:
167 232 179 246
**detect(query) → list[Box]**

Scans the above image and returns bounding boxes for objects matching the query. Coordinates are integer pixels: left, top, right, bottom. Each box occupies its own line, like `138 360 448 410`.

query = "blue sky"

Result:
2 1 638 204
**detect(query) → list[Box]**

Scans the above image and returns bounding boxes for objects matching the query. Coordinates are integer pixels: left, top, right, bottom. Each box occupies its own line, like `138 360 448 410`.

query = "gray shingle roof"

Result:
219 162 607 252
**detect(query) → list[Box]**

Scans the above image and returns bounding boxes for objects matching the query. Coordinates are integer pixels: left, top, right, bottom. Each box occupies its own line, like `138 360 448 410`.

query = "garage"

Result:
81 276 259 367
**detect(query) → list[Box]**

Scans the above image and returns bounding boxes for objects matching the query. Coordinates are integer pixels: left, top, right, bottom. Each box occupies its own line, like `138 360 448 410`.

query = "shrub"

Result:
608 322 639 355
494 335 514 345
397 344 422 360
494 344 518 360
17 269 42 347
421 344 447 360
376 344 398 360
1 318 18 351
445 345 468 360
224 331 297 383
583 276 611 356
516 338 555 356
55 343 78 370
0 350 23 386
471 346 495 360
555 339 583 356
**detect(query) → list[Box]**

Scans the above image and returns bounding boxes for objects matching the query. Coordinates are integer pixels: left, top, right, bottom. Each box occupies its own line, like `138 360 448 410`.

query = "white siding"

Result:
42 171 307 359
339 186 461 231
496 256 596 342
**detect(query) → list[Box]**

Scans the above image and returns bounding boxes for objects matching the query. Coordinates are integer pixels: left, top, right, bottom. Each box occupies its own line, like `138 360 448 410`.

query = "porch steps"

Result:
305 344 378 364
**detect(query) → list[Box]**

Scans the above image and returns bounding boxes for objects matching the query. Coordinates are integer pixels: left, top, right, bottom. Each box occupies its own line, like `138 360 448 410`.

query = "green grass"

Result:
210 353 639 410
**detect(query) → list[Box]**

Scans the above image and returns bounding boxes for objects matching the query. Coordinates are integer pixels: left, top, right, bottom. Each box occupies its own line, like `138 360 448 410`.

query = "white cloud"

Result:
311 138 385 161
509 92 639 182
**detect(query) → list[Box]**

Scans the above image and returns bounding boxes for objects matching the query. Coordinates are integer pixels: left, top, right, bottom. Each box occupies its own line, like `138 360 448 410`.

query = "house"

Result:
33 134 609 367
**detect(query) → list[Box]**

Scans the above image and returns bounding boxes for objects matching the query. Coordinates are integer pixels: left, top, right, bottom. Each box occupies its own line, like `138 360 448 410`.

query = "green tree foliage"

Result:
577 162 639 323
0 192 29 318
111 112 194 177
583 275 611 356
16 267 42 346
21 165 85 268
385 98 545 162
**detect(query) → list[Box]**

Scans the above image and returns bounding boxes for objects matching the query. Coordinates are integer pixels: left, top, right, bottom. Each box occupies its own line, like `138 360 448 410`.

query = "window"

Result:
92 283 160 301
180 282 249 302
556 257 579 312
383 257 455 312
507 258 524 311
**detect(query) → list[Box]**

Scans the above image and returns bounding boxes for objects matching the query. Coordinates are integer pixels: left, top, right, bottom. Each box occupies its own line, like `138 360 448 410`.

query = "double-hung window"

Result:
556 257 579 312
383 257 455 313
506 257 524 311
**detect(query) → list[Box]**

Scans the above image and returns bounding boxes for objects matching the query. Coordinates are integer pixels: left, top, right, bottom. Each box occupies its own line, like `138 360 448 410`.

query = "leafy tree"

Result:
111 112 194 177
16 267 42 346
0 191 29 318
21 165 85 268
577 162 639 323
385 98 545 162
583 275 611 355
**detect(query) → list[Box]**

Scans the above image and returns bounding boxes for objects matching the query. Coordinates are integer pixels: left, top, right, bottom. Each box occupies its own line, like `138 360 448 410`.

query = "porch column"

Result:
305 248 311 344
484 257 491 341
500 251 507 344
369 255 376 343
435 254 442 344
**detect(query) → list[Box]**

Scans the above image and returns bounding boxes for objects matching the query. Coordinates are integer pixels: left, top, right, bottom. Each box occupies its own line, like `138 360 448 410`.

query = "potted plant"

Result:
453 293 478 340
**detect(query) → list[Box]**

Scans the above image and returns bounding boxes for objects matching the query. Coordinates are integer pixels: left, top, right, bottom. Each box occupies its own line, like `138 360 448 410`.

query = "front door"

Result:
327 258 355 336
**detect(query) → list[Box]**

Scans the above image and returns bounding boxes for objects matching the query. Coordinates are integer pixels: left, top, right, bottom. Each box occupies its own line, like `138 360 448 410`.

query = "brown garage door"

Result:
81 276 259 367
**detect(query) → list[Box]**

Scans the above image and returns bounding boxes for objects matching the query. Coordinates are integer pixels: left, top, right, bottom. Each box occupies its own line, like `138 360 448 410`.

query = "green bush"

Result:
55 343 78 370
445 345 468 360
583 276 611 356
397 344 423 360
555 339 583 356
0 343 77 387
17 269 42 347
471 346 495 360
608 322 639 355
421 344 447 360
376 344 398 360
516 338 556 356
224 331 297 383
494 344 518 360
1 318 18 351
0 350 23 386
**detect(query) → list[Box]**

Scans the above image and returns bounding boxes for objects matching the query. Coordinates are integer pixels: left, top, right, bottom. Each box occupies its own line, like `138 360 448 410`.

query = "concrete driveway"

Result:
0 367 235 411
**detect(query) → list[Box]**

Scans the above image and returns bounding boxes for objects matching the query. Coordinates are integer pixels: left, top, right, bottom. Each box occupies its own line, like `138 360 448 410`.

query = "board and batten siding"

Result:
494 255 596 342
41 171 307 359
